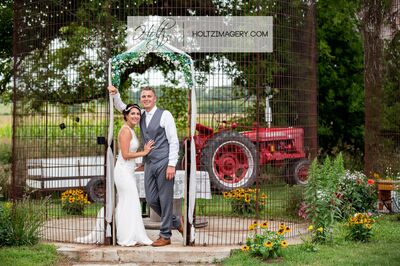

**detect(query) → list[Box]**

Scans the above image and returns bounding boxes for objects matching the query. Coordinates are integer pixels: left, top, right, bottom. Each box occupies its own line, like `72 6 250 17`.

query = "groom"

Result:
108 85 183 247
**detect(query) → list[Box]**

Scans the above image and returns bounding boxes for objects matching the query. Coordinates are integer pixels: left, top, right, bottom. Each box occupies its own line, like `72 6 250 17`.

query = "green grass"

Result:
196 184 304 220
0 244 59 266
45 201 103 218
222 214 400 266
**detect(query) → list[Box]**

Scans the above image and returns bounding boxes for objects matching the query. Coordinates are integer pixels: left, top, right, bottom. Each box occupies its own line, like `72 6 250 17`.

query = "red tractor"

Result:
192 89 311 191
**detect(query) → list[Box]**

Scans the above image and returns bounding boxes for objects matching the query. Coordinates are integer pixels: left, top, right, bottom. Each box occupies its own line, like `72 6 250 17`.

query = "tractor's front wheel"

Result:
287 159 310 185
201 131 258 191
86 176 105 203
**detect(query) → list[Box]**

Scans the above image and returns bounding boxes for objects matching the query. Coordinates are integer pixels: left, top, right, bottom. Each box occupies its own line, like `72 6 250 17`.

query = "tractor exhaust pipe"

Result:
265 86 272 128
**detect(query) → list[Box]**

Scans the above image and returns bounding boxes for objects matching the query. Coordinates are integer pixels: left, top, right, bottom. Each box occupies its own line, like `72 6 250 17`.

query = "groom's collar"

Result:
145 106 157 116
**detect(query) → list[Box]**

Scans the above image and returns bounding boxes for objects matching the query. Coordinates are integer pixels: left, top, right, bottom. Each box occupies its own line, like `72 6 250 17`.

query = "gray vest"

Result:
140 108 169 164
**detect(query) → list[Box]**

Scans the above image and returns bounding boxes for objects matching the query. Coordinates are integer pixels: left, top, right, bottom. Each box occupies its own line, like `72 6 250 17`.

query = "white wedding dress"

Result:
114 126 152 246
75 126 152 246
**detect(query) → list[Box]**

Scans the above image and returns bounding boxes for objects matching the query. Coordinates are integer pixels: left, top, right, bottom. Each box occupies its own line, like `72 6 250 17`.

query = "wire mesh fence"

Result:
12 0 318 245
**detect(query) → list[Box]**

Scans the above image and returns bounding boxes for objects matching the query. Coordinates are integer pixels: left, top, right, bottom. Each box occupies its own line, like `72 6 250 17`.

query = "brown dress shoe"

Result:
151 237 171 247
177 216 184 235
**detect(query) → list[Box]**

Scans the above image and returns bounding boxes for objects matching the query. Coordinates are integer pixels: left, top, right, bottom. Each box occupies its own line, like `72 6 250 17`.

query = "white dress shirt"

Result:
112 92 179 167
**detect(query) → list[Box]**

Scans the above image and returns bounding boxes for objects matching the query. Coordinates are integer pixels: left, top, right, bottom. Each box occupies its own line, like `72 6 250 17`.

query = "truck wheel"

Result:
201 131 258 191
289 159 310 185
86 176 104 203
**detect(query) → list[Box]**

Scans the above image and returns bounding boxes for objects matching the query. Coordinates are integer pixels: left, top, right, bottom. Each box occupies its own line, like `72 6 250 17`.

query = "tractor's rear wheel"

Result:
287 159 310 185
201 131 258 191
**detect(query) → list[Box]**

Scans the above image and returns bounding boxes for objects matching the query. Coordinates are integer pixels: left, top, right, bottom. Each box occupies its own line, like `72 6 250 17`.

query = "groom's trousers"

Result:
144 158 180 239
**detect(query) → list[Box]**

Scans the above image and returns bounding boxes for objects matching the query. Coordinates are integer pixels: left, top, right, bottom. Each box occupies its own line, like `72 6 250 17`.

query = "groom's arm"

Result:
108 85 126 112
161 111 179 168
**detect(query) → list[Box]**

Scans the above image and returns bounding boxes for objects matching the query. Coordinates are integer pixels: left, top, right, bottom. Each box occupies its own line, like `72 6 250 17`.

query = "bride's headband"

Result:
124 104 141 114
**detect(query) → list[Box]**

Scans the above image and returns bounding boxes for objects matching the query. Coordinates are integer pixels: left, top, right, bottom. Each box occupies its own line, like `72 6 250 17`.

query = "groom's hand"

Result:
107 85 118 95
166 166 175 180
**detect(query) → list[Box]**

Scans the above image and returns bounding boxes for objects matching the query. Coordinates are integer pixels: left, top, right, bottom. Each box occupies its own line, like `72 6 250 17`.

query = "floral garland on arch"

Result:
111 50 194 88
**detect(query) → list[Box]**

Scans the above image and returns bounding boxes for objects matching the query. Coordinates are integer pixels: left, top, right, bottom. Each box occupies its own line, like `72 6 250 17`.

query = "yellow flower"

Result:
69 197 75 203
248 224 256 231
241 245 250 251
261 193 267 199
244 195 251 203
308 225 314 231
280 240 288 248
252 221 258 225
279 223 286 230
317 227 323 233
284 226 291 233
365 224 372 229
264 241 273 248
373 173 380 179
260 222 268 229
277 229 285 235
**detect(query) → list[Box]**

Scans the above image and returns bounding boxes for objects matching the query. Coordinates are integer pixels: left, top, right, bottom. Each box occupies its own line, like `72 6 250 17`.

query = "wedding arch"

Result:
106 40 198 245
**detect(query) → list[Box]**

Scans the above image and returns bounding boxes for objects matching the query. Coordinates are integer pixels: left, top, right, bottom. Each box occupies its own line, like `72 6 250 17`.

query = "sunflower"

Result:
280 240 288 248
279 223 286 230
277 228 285 235
264 241 273 248
241 245 250 251
248 224 256 231
260 222 268 229
284 226 291 233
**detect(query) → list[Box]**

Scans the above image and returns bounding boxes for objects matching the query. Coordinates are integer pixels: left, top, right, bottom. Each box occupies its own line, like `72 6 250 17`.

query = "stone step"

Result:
57 243 233 264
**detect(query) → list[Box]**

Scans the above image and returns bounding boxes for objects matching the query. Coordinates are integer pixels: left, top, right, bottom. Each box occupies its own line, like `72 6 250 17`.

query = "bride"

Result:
114 103 154 246
76 103 154 246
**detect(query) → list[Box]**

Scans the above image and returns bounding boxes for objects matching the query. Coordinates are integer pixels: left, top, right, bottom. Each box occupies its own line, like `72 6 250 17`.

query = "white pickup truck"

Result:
26 156 211 203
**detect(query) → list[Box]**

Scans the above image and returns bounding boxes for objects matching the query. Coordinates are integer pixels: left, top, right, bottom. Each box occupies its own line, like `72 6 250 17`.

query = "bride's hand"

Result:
143 140 155 155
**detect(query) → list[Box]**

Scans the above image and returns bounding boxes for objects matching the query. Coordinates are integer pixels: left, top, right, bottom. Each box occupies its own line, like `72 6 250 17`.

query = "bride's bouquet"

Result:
61 189 90 215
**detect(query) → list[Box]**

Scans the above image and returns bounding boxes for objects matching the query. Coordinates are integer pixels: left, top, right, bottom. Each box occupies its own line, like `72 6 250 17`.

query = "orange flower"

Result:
367 179 375 185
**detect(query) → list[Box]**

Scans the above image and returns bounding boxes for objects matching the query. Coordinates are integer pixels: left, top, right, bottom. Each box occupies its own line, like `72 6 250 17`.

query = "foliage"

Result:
304 154 345 243
337 170 377 218
222 188 267 216
157 86 188 134
61 189 90 215
299 225 320 252
346 212 375 242
0 142 11 164
0 198 47 246
317 0 364 155
373 166 400 181
0 0 13 100
0 164 11 199
242 221 290 260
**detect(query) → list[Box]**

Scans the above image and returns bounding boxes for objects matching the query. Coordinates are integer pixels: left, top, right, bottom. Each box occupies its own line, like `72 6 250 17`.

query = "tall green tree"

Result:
317 0 364 156
0 0 13 99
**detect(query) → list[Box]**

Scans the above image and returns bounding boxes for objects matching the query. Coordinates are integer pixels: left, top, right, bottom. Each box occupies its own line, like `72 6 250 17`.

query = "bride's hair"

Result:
122 104 141 121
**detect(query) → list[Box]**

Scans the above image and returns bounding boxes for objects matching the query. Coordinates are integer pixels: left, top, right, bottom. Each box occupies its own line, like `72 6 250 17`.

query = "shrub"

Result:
241 221 290 259
223 188 267 215
0 198 47 246
0 143 11 165
61 189 90 215
337 171 377 218
0 164 11 199
304 154 344 243
346 212 375 242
